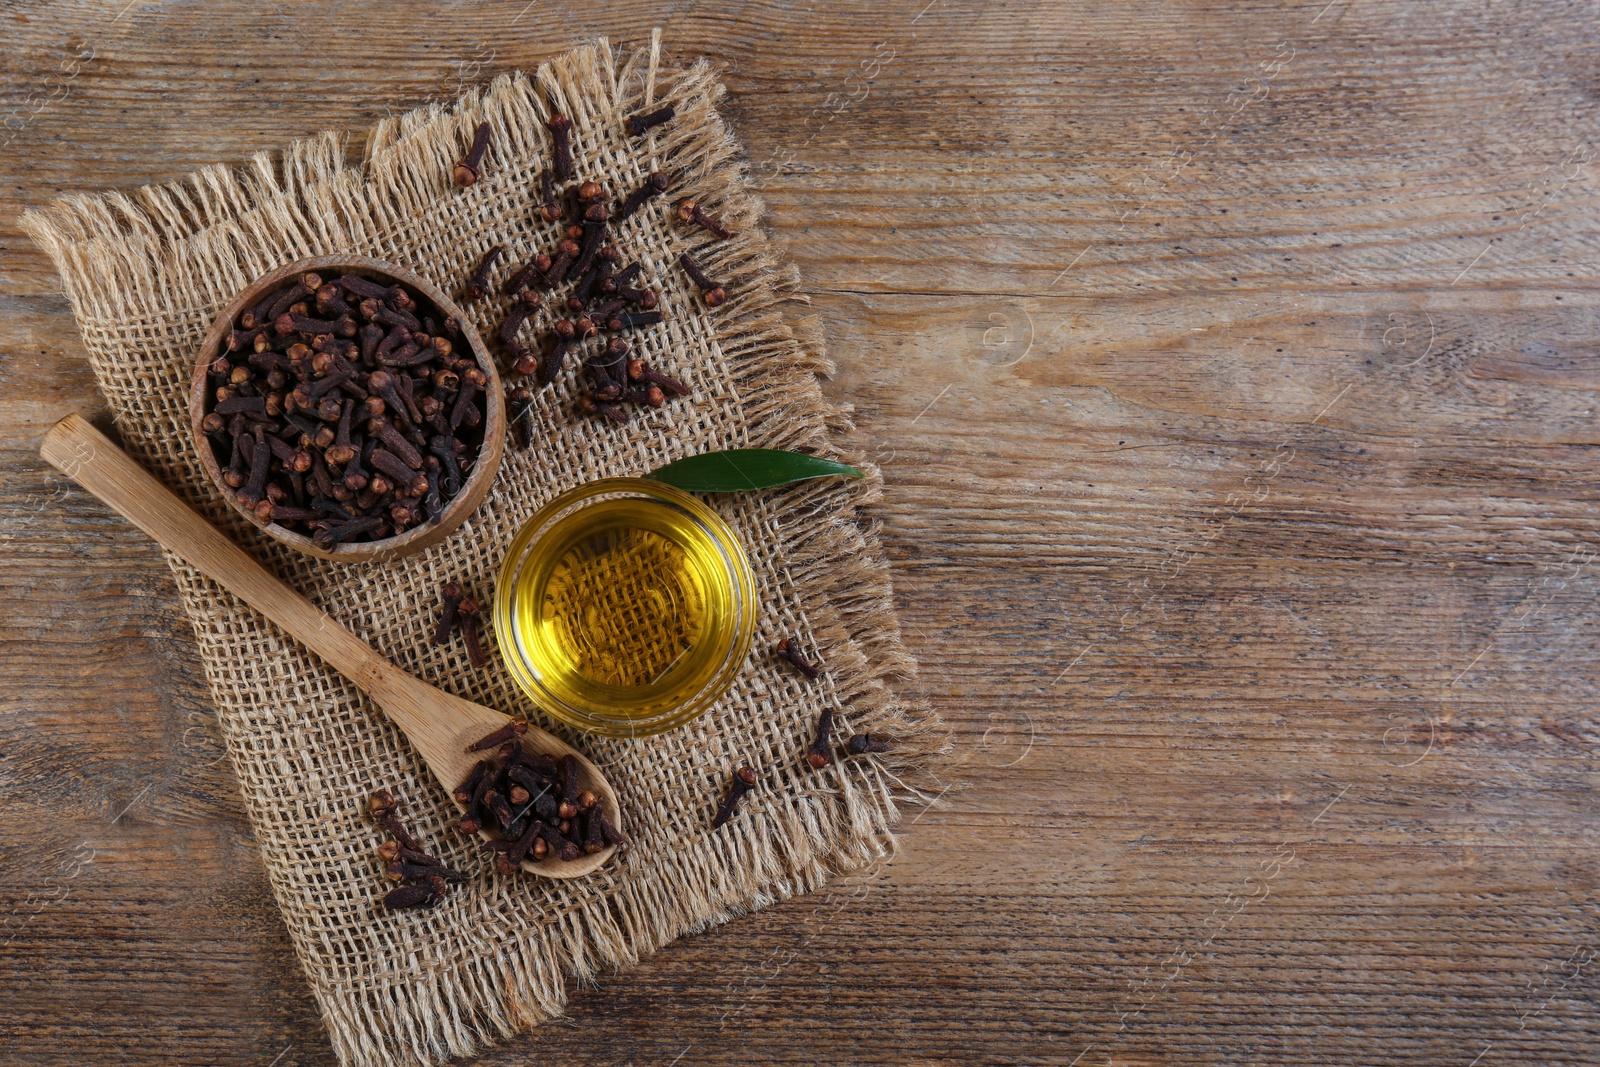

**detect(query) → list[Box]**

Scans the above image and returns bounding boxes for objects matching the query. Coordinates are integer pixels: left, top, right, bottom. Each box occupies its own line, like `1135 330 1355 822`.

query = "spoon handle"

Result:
40 414 626 879
40 414 383 686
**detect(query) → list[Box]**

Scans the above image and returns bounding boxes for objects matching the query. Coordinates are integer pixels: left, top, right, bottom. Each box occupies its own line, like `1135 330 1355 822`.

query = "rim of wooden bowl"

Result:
190 255 504 563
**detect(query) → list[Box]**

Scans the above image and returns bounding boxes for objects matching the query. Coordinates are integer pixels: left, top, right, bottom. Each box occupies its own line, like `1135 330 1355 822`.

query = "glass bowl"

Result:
494 478 757 737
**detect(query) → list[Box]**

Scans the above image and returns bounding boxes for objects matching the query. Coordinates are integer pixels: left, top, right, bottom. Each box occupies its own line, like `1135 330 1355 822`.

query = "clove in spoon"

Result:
41 413 618 878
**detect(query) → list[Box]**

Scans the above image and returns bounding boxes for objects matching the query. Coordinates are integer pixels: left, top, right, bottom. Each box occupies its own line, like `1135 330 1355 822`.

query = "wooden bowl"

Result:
191 255 503 563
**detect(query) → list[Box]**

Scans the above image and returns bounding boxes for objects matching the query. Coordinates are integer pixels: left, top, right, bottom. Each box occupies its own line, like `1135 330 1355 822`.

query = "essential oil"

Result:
497 481 755 736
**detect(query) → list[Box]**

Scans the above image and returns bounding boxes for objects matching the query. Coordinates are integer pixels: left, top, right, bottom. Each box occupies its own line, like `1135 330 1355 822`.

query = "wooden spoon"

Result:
41 413 618 878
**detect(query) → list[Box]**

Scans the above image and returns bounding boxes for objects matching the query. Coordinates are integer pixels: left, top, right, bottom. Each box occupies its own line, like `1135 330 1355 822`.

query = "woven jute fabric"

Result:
22 37 946 1067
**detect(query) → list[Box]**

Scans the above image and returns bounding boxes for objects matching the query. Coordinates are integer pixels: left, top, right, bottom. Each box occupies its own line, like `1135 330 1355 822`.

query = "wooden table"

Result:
4 3 1597 1064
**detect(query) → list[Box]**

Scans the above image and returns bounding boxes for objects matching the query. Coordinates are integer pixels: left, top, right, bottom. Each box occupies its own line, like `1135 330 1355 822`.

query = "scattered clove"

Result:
537 168 558 222
676 198 734 240
451 154 699 433
433 580 487 666
502 253 552 297
546 113 573 181
615 282 659 309
616 171 670 222
624 104 675 137
678 250 726 307
627 359 689 396
611 309 664 331
508 384 535 450
775 637 821 679
454 121 492 187
711 766 758 830
458 595 487 667
434 581 464 646
383 883 437 911
569 202 609 282
579 392 630 425
369 790 425 853
806 706 835 769
467 720 527 752
846 733 893 755
538 337 569 388
371 790 469 910
463 245 502 301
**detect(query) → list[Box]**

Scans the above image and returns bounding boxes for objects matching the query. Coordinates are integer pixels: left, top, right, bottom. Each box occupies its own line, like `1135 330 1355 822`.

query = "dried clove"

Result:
578 392 630 425
508 384 535 449
711 766 758 830
467 720 528 752
430 435 464 496
484 789 513 830
504 818 544 870
581 811 604 854
382 883 437 911
463 245 502 300
542 821 583 862
454 121 492 187
569 202 609 282
546 113 573 181
775 637 821 679
314 514 383 550
597 811 629 848
372 789 468 910
502 253 552 297
235 434 271 508
616 171 670 222
677 251 726 307
624 104 675 136
586 288 624 318
265 279 314 321
453 767 489 816
560 754 580 814
434 581 464 646
545 239 580 287
537 167 558 222
846 733 893 755
204 274 485 545
615 283 659 309
594 254 617 296
676 198 734 240
612 309 664 330
572 245 616 306
806 706 835 769
452 736 622 870
594 337 631 382
450 369 483 431
386 859 470 884
369 791 422 851
458 595 487 667
627 359 690 397
538 337 569 388
378 840 449 868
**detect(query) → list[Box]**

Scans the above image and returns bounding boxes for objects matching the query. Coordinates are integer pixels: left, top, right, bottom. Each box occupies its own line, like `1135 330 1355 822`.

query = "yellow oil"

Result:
507 496 739 722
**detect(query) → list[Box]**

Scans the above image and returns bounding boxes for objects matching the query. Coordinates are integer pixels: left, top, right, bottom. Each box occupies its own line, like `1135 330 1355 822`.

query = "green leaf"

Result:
647 448 865 492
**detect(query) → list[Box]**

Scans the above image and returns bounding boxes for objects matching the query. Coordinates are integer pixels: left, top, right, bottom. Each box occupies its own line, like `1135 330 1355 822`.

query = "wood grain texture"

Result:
2 1 1598 1065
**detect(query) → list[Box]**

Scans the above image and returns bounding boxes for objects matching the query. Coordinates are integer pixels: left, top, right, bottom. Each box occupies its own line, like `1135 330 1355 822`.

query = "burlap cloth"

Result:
22 37 946 1067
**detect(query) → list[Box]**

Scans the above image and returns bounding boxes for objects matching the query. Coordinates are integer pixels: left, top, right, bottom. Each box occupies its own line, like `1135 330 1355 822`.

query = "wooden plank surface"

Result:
3 2 1598 1064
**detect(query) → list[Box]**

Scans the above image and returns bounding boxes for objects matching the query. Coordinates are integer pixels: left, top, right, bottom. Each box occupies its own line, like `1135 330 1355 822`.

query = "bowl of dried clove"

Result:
191 255 504 561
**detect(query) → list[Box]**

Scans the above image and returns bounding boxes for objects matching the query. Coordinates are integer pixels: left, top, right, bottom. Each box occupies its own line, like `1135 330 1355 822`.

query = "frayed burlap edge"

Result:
23 33 951 1067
